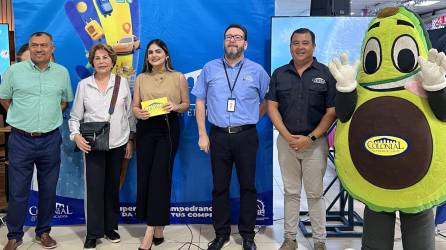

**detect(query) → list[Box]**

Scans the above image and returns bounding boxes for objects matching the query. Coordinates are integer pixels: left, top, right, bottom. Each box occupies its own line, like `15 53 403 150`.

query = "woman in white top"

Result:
69 43 136 250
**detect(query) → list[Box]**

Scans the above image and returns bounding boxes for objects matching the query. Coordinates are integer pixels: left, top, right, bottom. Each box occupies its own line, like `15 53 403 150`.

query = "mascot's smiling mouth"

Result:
364 72 427 97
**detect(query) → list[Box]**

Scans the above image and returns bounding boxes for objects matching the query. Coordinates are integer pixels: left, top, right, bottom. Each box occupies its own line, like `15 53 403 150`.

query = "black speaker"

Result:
333 0 351 16
310 0 330 16
310 0 350 16
428 27 446 54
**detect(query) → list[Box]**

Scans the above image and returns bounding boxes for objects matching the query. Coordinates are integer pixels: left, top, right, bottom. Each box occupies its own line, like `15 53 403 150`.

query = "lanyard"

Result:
222 59 244 97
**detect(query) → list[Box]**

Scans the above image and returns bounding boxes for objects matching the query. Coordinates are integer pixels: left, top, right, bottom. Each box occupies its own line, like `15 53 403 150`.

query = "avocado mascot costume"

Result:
328 7 446 250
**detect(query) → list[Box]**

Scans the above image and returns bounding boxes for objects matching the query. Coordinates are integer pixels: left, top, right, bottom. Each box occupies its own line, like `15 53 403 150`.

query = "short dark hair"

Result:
224 24 248 41
29 31 53 43
290 28 315 45
141 39 174 73
16 43 29 62
88 43 117 67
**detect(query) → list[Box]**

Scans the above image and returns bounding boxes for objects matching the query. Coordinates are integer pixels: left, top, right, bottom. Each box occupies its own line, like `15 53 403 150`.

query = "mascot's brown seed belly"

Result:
348 96 432 189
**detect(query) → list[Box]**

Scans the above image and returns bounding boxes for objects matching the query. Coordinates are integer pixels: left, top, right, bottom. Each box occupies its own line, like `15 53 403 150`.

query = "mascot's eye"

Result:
363 38 382 74
392 35 419 73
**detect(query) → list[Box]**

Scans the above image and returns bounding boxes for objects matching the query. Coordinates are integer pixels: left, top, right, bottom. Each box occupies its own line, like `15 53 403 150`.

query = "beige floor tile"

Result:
95 240 123 250
121 224 201 244
196 241 313 250
437 232 446 242
116 224 146 244
164 224 201 243
199 224 240 243
436 240 446 249
324 238 362 250
126 242 199 250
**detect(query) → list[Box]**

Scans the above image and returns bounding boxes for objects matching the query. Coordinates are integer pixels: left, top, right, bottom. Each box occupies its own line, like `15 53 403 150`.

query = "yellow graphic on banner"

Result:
92 0 137 78
364 136 408 156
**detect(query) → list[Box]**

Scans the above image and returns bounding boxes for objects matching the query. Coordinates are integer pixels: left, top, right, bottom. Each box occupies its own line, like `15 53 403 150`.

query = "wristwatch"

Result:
307 133 317 142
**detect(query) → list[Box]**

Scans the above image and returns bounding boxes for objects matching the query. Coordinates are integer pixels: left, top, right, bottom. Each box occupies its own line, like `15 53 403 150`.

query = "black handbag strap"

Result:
108 75 121 115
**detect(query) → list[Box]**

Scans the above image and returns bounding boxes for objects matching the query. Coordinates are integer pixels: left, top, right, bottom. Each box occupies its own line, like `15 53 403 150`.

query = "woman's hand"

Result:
163 102 177 112
74 134 91 153
133 107 150 120
125 140 134 159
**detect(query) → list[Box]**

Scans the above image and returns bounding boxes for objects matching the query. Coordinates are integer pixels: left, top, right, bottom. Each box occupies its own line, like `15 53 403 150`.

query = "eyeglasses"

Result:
224 35 244 41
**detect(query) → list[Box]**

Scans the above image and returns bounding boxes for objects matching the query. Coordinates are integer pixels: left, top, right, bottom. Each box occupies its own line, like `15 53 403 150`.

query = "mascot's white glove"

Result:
328 53 360 93
418 48 446 92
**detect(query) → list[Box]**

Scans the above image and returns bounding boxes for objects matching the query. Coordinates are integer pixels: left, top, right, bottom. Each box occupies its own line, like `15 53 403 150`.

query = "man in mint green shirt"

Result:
0 31 73 250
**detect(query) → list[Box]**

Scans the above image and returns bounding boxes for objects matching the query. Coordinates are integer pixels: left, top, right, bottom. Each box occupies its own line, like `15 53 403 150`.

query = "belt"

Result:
213 124 256 134
12 127 57 137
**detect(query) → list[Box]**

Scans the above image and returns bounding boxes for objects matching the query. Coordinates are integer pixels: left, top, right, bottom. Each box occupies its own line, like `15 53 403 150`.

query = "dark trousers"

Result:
7 129 61 240
209 125 258 240
362 206 435 250
84 145 125 239
136 114 179 225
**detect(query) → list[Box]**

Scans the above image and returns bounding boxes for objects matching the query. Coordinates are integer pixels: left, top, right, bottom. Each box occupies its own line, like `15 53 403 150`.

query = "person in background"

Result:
16 43 30 62
69 43 135 250
132 39 189 250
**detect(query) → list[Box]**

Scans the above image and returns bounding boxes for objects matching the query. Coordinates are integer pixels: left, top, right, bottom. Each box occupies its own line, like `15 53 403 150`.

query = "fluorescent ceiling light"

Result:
406 1 440 7
416 1 440 7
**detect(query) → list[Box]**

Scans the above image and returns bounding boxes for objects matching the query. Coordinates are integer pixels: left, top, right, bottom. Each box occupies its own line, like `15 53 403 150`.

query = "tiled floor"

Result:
1 131 446 249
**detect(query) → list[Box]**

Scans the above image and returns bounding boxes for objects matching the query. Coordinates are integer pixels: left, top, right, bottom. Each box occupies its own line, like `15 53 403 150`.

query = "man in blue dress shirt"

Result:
192 24 270 250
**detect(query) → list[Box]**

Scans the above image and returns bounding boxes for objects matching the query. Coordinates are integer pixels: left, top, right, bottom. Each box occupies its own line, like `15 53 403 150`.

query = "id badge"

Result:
227 98 236 112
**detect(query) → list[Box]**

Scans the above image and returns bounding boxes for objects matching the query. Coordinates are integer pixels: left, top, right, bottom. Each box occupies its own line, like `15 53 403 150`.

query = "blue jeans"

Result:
6 129 61 240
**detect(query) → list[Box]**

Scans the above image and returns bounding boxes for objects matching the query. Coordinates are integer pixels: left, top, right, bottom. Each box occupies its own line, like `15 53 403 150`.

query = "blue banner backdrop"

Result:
12 0 274 225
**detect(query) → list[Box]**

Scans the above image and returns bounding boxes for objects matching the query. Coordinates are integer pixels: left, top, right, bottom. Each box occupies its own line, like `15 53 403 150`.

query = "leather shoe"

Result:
242 239 257 250
207 236 229 250
34 233 57 249
3 239 22 250
153 236 164 245
83 239 96 250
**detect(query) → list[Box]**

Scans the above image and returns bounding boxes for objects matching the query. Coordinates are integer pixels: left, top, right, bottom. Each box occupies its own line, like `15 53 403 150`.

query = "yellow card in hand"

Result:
141 97 169 117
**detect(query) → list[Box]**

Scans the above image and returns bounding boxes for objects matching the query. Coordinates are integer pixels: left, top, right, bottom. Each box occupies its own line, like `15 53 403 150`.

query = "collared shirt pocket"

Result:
308 81 328 108
239 77 259 101
276 82 293 103
42 81 63 99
